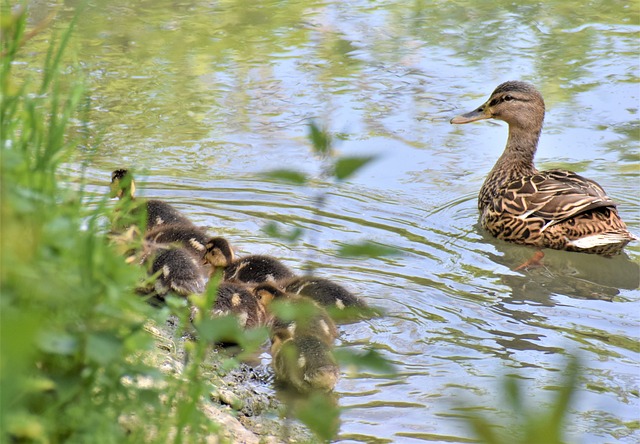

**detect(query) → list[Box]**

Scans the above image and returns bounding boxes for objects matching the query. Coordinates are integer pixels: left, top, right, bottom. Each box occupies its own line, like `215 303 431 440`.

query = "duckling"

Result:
145 223 210 258
204 237 296 284
110 169 195 231
209 282 268 330
253 284 339 346
283 276 367 311
150 247 207 297
271 334 340 393
189 282 269 346
450 81 637 255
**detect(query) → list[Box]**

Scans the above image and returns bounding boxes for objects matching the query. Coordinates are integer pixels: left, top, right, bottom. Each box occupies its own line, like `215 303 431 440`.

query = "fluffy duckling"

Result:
110 169 195 231
450 81 637 255
284 276 367 312
209 282 269 330
204 237 296 284
151 247 207 297
271 334 340 393
189 282 269 346
145 223 210 258
253 284 338 346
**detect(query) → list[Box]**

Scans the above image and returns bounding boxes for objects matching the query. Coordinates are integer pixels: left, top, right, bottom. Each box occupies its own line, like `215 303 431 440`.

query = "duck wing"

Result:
498 169 617 230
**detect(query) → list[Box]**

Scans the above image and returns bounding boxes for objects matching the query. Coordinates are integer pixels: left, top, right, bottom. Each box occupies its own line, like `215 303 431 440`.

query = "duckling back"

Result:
224 255 296 285
111 169 195 232
284 277 366 311
271 334 340 393
259 286 338 346
211 282 268 329
145 223 210 257
151 247 207 297
145 200 195 230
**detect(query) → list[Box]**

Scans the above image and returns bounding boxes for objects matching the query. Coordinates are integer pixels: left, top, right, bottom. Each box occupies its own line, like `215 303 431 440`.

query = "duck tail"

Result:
567 232 637 250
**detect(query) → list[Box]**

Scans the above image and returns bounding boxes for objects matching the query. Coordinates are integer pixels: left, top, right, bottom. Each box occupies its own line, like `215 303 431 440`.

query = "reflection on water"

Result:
28 0 640 442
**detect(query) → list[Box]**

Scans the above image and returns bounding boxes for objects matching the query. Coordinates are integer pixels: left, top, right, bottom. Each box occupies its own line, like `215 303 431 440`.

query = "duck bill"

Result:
450 106 490 124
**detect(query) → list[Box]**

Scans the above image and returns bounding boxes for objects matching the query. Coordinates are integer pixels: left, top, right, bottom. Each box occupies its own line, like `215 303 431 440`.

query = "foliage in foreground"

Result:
459 355 580 444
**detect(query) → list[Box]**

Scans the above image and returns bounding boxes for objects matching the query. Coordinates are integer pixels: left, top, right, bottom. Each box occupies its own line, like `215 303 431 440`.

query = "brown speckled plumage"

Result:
451 81 637 255
203 237 296 284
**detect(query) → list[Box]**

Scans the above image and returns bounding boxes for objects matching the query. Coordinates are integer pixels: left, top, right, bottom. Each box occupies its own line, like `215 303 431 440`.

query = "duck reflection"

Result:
480 228 639 304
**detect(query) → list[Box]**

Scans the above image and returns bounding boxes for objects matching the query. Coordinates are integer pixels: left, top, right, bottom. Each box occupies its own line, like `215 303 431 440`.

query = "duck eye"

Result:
503 95 514 101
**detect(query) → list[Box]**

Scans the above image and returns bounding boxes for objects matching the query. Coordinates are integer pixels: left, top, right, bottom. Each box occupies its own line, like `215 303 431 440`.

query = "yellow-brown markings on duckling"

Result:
231 293 242 307
319 319 331 336
188 238 205 251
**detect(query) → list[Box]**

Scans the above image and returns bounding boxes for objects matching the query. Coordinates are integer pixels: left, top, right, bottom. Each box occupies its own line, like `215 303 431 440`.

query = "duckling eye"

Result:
503 95 514 101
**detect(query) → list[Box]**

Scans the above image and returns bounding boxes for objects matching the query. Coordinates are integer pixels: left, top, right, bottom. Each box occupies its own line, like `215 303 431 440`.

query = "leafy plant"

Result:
260 121 397 440
459 355 580 444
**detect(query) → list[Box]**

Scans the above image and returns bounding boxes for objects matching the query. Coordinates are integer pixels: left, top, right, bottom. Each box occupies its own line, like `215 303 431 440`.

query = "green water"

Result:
18 0 640 442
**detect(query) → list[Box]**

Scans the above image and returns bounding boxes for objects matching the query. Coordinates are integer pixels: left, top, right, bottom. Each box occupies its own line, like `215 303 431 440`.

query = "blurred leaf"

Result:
308 120 332 156
37 331 78 355
24 377 56 393
333 155 377 181
334 348 396 374
262 221 304 242
263 169 308 185
195 315 245 345
6 413 47 442
324 304 384 322
270 298 321 323
294 391 341 441
459 355 581 444
337 241 402 258
86 332 123 365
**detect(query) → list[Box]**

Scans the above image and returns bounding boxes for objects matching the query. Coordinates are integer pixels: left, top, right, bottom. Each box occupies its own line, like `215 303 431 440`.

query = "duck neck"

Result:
479 124 541 209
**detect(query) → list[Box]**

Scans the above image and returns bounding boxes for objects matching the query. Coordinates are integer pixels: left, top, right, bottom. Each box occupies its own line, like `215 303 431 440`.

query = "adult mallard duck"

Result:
450 81 637 256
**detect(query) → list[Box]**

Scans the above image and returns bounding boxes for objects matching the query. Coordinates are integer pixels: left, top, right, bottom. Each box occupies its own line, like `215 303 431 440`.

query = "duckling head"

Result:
253 283 286 306
450 81 545 130
110 169 136 199
204 237 235 267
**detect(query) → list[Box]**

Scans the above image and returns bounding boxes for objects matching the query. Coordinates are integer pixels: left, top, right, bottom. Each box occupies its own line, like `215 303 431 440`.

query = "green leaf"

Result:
262 169 308 185
334 348 396 374
333 155 377 181
308 120 332 156
262 221 304 242
86 332 123 365
269 298 321 324
195 315 245 344
37 331 78 355
337 241 402 258
294 391 341 441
